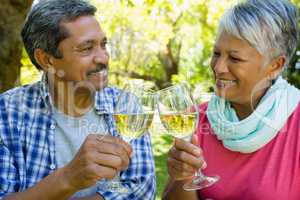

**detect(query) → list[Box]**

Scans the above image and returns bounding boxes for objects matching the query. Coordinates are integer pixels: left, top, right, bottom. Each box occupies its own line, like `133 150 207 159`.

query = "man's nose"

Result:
94 47 109 64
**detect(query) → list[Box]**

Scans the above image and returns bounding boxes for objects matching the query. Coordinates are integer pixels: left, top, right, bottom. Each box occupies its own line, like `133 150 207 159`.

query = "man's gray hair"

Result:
21 0 97 70
218 0 299 67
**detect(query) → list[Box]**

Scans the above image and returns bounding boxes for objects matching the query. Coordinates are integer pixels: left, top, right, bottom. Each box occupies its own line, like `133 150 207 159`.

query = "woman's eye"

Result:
229 56 241 62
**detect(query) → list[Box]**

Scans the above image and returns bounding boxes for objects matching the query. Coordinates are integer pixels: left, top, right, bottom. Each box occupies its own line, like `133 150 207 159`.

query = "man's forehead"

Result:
60 16 106 43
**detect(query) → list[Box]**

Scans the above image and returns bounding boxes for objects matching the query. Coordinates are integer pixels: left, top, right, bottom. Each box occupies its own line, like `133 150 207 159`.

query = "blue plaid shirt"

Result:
0 76 156 199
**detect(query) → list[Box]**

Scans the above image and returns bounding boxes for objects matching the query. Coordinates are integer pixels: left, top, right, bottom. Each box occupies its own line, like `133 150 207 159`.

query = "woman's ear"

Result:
34 49 53 72
267 56 286 79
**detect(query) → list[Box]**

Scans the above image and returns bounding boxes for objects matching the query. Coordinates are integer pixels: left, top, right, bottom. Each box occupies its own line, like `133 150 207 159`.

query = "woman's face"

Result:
210 31 273 107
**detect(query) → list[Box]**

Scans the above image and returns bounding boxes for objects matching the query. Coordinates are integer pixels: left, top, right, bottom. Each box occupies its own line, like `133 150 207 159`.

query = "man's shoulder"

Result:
97 86 121 101
99 86 120 96
0 82 42 108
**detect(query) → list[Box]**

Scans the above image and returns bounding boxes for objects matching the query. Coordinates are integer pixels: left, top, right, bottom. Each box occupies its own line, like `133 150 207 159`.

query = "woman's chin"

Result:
215 89 234 101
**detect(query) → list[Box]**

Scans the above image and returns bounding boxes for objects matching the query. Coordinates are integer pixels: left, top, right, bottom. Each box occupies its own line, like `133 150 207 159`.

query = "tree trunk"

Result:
0 0 33 93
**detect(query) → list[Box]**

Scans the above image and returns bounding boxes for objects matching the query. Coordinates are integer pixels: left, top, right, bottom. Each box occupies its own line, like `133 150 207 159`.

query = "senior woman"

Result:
162 0 300 199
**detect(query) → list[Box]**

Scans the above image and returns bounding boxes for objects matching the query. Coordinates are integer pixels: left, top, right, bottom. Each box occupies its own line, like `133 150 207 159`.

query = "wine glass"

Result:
103 82 156 193
114 82 156 141
157 83 219 191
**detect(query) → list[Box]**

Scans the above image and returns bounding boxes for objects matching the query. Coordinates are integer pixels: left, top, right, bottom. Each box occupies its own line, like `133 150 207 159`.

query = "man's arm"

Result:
1 134 131 200
0 143 78 200
74 194 104 200
3 168 77 200
97 133 156 200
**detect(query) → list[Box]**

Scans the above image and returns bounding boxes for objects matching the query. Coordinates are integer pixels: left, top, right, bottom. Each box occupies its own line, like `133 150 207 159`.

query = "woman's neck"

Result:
230 103 254 120
231 86 270 120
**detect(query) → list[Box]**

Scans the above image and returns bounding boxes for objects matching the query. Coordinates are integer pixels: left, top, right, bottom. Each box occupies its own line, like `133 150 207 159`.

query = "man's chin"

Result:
94 79 108 91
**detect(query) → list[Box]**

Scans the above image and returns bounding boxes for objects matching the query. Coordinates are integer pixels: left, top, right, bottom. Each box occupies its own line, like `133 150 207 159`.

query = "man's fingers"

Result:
92 134 132 157
89 164 117 180
83 134 131 170
112 137 132 157
93 142 130 169
92 151 129 170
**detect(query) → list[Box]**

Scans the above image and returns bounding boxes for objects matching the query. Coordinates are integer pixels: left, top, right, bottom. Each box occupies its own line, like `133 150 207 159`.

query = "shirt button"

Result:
50 124 56 130
50 164 56 170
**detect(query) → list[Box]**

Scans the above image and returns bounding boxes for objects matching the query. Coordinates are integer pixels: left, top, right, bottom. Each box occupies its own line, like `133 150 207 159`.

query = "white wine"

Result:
159 113 198 139
113 113 154 140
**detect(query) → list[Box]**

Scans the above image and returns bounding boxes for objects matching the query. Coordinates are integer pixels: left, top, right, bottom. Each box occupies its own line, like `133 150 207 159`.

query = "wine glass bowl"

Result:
113 84 156 142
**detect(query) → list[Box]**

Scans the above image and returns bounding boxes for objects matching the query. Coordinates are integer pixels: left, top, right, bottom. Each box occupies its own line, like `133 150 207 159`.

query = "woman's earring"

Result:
268 74 276 85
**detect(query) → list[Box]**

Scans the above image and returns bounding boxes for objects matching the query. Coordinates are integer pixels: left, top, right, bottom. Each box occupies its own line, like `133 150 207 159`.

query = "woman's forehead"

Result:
214 32 254 51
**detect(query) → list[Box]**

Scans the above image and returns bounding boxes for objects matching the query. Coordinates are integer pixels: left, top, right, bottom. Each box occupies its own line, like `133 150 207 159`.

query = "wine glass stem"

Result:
194 170 206 184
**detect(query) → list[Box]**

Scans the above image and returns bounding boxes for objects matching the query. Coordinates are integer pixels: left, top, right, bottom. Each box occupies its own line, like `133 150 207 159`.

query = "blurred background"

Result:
1 0 300 199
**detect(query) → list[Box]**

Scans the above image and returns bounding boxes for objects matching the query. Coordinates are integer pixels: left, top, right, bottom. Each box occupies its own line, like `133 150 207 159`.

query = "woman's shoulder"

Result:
286 101 300 127
286 101 300 120
198 102 209 112
292 101 300 115
198 102 209 121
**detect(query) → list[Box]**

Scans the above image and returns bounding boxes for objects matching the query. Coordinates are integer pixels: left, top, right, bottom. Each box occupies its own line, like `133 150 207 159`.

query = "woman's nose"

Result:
213 57 229 74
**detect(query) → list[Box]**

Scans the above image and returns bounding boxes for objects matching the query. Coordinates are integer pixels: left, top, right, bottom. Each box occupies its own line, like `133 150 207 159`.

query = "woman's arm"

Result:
162 135 205 200
162 178 199 200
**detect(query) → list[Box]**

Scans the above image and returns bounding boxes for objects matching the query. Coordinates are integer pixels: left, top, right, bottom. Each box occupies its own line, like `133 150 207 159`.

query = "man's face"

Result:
49 15 109 91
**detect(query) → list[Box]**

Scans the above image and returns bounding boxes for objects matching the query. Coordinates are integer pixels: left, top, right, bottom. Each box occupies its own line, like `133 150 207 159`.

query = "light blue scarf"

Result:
207 77 300 153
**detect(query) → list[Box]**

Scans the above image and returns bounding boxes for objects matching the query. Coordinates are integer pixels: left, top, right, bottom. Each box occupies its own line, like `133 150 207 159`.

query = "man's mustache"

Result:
86 63 108 76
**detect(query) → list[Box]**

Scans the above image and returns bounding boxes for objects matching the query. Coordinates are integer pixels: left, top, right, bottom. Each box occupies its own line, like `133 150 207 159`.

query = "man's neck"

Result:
50 80 95 117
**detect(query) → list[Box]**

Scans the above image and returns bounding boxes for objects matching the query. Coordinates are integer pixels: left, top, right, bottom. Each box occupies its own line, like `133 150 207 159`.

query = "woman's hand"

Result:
162 134 206 200
167 134 206 181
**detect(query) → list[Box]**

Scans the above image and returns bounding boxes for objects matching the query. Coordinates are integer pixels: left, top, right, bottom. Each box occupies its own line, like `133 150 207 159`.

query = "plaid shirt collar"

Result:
39 73 115 114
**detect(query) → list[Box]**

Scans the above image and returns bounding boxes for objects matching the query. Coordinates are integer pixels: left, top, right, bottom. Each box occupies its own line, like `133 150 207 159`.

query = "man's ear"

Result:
34 49 53 72
267 56 286 79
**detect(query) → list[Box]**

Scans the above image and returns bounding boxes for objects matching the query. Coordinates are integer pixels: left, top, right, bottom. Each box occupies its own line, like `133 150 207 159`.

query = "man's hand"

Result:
167 135 206 181
61 134 132 191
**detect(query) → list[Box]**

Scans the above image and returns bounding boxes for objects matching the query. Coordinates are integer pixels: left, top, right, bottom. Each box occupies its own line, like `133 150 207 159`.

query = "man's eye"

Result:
82 46 93 52
213 51 220 57
101 41 107 49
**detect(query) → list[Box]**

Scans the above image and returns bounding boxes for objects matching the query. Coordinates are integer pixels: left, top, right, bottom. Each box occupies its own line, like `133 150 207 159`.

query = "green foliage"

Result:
152 134 173 200
20 49 41 85
91 0 234 90
21 0 300 90
287 0 300 89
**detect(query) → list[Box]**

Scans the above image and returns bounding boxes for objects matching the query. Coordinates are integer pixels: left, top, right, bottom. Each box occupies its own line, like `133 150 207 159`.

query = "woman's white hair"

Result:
218 0 299 67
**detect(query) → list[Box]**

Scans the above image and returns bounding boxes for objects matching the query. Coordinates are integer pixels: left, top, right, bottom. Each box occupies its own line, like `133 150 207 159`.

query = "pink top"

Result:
197 103 300 200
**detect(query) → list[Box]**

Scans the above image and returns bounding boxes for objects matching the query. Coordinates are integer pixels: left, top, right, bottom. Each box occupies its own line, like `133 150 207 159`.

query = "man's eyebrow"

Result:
76 40 94 48
79 36 107 45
